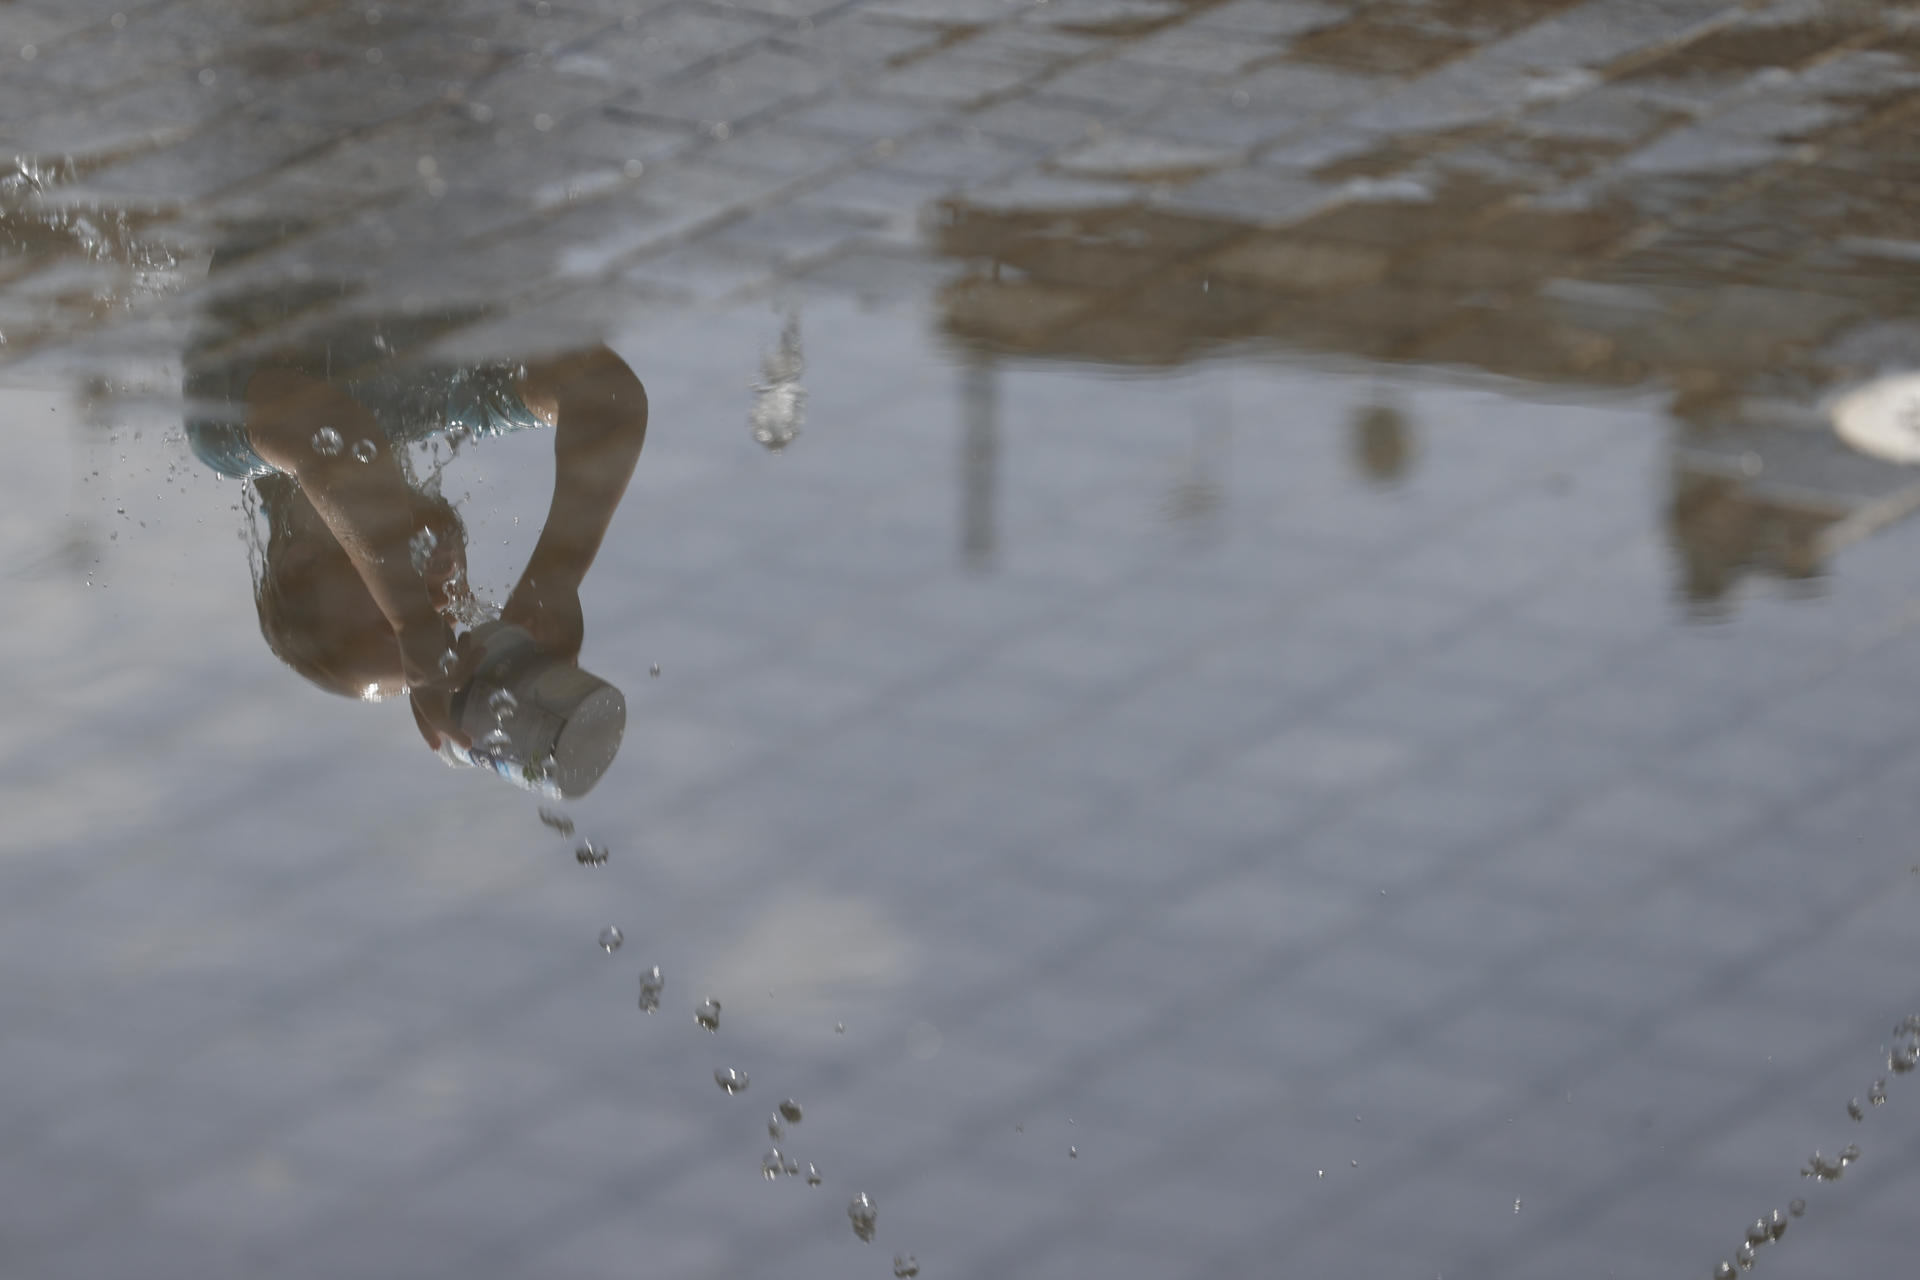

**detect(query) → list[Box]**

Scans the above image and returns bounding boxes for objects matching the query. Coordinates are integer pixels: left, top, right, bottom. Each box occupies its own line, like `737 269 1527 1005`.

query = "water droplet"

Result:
1768 1209 1788 1241
1714 1263 1735 1280
575 841 608 867
778 1099 803 1124
763 1149 783 1180
649 663 661 677
1789 1199 1806 1217
696 999 722 1032
477 727 513 758
805 1162 822 1186
598 926 623 953
1802 1151 1846 1181
1514 1199 1522 1214
539 807 575 837
1890 1042 1917 1074
1068 1146 1078 1159
1745 1220 1768 1247
768 1112 785 1141
638 965 663 1012
1848 1098 1865 1121
715 1067 748 1094
351 439 378 463
835 1022 845 1034
848 1192 877 1242
489 688 518 719
312 427 343 456
1870 1078 1888 1106
783 1153 799 1177
1735 1243 1755 1271
1350 1159 1358 1168
893 1256 919 1278
1841 1143 1860 1165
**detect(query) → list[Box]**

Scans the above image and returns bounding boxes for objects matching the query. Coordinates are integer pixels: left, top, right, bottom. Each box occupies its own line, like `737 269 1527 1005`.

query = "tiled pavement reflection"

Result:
5 2 1920 1279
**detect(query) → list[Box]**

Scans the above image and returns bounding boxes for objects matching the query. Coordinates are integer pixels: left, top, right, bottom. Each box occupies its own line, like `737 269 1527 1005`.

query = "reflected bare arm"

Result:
243 368 453 686
506 347 649 659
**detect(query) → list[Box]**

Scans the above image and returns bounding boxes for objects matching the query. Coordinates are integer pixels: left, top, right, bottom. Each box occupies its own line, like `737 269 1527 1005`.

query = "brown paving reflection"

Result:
931 31 1920 607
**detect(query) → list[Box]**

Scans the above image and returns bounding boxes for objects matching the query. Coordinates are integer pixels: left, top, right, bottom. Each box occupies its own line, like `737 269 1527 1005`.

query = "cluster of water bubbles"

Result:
1706 1013 1920 1277
537 786 917 1275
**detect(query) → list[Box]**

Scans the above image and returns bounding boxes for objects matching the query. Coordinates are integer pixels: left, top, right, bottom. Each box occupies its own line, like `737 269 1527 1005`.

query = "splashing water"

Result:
575 841 608 867
696 999 721 1032
637 966 663 1013
778 1098 803 1124
715 1068 749 1094
749 313 804 451
893 1256 919 1278
539 807 575 837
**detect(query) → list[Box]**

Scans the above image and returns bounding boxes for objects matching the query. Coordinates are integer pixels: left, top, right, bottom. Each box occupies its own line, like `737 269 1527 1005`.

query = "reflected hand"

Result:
400 619 471 753
503 571 584 663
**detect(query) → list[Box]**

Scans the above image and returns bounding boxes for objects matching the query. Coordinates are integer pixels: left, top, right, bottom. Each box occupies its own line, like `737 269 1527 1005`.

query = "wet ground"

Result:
6 1 1920 1277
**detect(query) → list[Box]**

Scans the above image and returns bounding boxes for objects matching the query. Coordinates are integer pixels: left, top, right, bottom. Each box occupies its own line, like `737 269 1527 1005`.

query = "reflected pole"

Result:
961 352 999 572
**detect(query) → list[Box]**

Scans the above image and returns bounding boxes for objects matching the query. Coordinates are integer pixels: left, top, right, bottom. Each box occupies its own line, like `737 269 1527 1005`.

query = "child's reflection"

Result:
188 329 647 796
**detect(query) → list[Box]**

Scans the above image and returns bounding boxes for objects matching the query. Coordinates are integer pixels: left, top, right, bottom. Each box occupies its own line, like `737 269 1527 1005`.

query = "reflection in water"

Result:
1667 466 1832 612
183 260 647 797
961 354 999 570
932 120 1920 613
1350 401 1414 487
